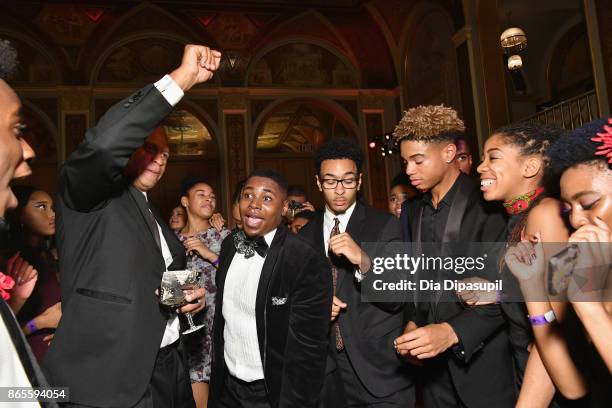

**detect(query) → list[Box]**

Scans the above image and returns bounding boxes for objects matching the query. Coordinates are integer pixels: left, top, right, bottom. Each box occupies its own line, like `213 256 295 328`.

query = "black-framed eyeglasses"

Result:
320 178 358 189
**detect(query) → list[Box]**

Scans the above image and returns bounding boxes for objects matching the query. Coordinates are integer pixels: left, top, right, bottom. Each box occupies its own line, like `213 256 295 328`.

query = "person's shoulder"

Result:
527 197 565 226
285 231 320 255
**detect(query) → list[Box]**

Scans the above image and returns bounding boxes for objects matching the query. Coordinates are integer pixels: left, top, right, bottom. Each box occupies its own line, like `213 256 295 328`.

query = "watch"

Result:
528 309 556 326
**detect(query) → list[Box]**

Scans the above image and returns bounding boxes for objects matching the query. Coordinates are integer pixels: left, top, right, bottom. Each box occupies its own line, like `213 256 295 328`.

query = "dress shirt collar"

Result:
423 172 463 209
262 228 277 247
324 201 357 231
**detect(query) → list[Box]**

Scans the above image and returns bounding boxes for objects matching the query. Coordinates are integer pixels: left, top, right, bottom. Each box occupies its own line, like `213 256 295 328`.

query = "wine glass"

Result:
159 269 205 334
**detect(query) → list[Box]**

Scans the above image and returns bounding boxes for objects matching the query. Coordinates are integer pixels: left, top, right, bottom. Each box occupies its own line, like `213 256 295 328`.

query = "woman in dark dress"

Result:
8 185 61 362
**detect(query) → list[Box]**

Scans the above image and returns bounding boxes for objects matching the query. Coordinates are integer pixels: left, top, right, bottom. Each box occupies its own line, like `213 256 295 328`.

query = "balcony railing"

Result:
523 90 599 129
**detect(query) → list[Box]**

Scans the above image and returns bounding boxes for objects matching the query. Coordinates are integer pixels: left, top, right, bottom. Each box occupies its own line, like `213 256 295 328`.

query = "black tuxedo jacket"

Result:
402 173 516 407
299 202 414 400
43 85 186 407
208 224 333 408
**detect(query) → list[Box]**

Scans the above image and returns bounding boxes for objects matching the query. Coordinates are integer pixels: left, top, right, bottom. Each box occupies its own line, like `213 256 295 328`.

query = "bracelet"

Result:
26 319 37 334
212 258 220 266
528 309 556 326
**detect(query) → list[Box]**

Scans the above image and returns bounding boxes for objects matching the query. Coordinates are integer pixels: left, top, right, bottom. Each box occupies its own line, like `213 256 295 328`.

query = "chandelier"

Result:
500 27 527 54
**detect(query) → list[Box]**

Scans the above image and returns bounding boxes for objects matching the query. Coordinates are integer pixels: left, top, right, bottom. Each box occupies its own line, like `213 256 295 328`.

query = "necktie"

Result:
146 205 162 250
233 230 269 258
329 217 344 351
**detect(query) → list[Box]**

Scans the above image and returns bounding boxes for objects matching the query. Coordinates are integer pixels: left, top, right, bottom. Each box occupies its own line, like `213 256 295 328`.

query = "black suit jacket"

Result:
43 85 186 407
299 202 414 400
402 173 516 407
208 224 333 408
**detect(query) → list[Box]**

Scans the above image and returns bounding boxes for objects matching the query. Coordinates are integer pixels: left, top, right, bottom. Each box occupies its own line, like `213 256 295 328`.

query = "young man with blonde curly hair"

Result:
393 105 515 407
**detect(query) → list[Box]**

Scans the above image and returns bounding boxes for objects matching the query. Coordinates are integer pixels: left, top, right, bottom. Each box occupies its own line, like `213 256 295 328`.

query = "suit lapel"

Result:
312 213 326 255
216 237 237 294
255 224 287 360
128 185 164 258
150 204 183 268
337 202 367 292
441 174 472 245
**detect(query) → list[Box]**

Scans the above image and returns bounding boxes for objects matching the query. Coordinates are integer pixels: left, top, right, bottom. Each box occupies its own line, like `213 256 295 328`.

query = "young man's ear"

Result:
282 199 289 217
442 142 457 164
315 174 323 192
522 156 543 179
357 173 363 191
180 196 188 208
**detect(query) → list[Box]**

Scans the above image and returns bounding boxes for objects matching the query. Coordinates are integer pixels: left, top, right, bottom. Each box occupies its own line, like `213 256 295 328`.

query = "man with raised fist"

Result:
43 45 221 408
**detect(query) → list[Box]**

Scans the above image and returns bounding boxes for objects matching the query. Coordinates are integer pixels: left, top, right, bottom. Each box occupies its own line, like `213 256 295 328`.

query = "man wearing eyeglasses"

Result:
299 138 415 407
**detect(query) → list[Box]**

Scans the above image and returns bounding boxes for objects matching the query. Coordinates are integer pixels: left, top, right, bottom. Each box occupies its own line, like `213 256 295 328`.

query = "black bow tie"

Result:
233 230 269 259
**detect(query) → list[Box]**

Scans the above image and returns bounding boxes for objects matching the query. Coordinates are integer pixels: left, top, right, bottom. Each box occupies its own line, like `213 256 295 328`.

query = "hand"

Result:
300 202 316 212
170 45 222 91
183 237 217 262
6 252 38 301
37 302 62 330
179 287 206 315
395 321 423 365
331 296 347 321
210 213 226 232
329 233 371 271
42 333 54 346
394 322 459 360
504 233 545 282
567 218 611 302
456 276 497 306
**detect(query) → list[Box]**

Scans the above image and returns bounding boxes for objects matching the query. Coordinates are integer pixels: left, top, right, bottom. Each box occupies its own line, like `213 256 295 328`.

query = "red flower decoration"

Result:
591 118 612 164
0 272 15 301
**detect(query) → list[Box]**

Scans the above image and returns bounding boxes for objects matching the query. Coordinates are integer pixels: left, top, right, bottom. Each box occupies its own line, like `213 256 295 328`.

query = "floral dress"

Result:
177 226 231 382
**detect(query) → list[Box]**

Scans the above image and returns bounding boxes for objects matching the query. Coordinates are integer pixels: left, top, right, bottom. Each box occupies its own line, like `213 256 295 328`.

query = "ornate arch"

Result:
398 1 460 109
246 37 360 88
250 96 360 156
90 32 221 87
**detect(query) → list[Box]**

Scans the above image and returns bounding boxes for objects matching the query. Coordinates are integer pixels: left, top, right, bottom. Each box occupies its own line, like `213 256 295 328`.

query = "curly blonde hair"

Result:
393 105 465 143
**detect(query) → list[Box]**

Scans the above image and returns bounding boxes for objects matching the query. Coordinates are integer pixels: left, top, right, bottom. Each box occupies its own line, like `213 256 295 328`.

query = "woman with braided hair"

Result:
461 121 572 406
504 119 612 407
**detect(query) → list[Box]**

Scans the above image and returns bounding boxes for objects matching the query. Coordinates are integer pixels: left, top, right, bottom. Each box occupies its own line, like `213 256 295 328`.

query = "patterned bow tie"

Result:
233 230 269 259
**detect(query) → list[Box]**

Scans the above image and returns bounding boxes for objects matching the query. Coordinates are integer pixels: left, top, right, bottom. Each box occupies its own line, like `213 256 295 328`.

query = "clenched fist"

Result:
170 45 222 91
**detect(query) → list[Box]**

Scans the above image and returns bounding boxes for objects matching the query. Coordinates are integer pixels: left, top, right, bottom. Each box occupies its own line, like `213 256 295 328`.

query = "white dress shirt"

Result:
222 229 277 382
142 192 180 348
151 75 184 347
323 201 357 250
0 314 40 407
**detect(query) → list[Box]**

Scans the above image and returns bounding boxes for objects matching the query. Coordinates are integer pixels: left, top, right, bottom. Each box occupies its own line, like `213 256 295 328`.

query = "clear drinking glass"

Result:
159 269 204 334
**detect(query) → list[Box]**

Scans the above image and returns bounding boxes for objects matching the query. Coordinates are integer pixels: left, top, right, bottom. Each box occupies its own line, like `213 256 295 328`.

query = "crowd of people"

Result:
0 40 610 408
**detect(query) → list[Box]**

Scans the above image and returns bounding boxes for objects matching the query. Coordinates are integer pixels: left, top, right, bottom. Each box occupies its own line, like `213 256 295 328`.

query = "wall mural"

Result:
256 101 353 153
35 4 101 46
248 43 356 88
162 109 215 157
97 39 189 84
